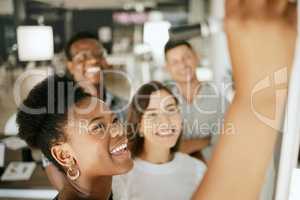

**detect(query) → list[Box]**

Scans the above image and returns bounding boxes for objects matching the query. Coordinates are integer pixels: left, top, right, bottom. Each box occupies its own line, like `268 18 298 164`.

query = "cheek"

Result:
74 64 84 74
72 137 110 170
188 59 198 69
85 73 101 84
141 121 159 141
173 115 182 127
141 121 155 137
169 116 182 135
169 67 179 74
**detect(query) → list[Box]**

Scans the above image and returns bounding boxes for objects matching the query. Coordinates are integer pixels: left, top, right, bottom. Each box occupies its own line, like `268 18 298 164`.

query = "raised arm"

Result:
193 0 297 199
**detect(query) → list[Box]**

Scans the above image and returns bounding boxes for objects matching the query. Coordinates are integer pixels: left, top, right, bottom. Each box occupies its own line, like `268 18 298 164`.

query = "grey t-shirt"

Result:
168 81 228 139
167 81 230 159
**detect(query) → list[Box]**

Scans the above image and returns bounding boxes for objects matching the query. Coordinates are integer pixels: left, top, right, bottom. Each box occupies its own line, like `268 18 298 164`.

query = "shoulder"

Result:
163 80 177 91
175 153 207 183
112 167 135 186
175 152 207 171
112 173 131 199
200 81 228 102
112 170 131 183
112 175 127 192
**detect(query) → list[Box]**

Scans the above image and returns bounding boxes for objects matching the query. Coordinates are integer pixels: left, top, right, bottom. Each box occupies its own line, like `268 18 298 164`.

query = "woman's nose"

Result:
109 123 125 138
159 113 171 124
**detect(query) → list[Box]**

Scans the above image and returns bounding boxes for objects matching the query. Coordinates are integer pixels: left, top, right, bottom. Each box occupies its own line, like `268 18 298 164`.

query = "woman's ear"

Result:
51 143 76 168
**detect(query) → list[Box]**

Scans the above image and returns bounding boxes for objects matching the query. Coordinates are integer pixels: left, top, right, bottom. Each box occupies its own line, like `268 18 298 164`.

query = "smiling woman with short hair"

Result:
17 75 133 200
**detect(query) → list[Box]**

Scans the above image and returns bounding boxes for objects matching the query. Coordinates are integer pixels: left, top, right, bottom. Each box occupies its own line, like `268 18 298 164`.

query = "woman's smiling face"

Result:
140 90 182 150
63 97 133 177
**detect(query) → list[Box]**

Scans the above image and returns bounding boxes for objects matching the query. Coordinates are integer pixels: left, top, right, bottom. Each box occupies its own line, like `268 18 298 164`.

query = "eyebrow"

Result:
88 112 116 125
89 116 104 125
145 108 157 112
145 103 176 112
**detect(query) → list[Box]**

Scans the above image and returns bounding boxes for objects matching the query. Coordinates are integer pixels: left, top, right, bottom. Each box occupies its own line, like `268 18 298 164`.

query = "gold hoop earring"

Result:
67 165 80 181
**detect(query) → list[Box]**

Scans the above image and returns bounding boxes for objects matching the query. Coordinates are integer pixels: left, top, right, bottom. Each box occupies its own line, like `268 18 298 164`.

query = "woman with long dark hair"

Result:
112 81 206 200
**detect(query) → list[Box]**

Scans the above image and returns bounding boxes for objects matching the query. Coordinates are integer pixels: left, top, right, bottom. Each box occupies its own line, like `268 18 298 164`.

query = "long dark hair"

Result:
128 81 182 158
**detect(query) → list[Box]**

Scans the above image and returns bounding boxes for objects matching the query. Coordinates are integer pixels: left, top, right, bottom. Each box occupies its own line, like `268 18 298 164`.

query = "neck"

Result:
60 175 112 200
139 141 172 164
176 78 200 103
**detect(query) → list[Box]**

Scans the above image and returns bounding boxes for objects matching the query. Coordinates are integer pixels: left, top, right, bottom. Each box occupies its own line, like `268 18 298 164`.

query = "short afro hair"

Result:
17 75 90 172
65 31 100 61
164 40 193 57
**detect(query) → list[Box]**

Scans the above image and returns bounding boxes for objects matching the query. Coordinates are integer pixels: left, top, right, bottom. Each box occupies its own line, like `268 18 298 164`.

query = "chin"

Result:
84 74 100 83
114 161 134 175
89 78 101 85
158 142 177 149
176 76 193 83
167 144 177 149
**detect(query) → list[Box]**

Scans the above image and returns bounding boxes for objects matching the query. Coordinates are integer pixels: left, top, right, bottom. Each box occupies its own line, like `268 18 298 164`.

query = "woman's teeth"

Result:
155 129 176 137
110 143 128 155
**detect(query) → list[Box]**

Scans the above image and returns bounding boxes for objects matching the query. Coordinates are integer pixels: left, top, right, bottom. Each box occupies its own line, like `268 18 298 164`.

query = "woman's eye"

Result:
148 113 158 118
167 106 179 113
91 123 105 132
112 117 119 124
168 108 176 112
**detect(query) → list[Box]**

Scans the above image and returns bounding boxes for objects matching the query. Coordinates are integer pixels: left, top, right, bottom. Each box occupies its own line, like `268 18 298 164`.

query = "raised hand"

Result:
193 1 297 200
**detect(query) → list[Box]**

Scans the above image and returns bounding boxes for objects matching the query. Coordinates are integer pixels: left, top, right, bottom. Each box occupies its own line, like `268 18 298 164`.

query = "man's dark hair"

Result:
127 81 181 158
65 31 99 61
17 75 90 172
164 40 193 56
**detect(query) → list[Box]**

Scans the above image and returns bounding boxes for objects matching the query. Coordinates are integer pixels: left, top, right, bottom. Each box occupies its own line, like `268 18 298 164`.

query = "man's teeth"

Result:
86 67 101 74
110 143 127 154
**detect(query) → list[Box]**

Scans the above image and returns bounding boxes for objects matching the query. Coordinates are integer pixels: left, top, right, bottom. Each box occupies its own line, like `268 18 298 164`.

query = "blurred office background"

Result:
0 0 232 134
0 0 233 199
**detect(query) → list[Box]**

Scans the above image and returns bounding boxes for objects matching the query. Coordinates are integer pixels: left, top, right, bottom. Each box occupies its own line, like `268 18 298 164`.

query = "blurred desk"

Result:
0 135 57 199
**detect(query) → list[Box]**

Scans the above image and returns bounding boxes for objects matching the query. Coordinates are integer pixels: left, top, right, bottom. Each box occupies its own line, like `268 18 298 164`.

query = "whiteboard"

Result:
275 2 300 200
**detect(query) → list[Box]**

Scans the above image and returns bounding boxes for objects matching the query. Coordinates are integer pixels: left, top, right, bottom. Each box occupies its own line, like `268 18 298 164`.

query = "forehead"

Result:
70 39 102 53
67 97 111 122
166 45 193 60
147 90 176 109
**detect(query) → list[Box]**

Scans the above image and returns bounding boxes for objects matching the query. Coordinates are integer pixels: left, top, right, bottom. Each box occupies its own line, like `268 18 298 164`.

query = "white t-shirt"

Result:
112 152 207 200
